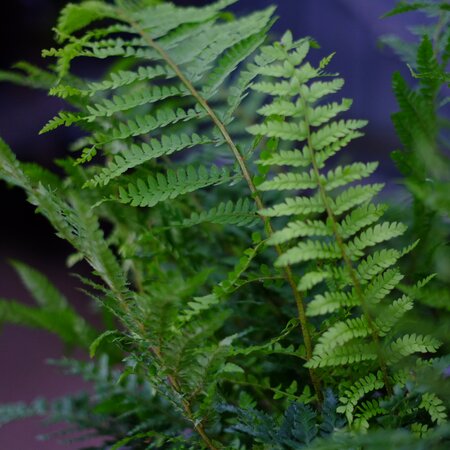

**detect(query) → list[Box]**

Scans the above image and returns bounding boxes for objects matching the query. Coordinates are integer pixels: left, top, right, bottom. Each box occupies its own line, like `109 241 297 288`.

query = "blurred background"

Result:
0 0 423 448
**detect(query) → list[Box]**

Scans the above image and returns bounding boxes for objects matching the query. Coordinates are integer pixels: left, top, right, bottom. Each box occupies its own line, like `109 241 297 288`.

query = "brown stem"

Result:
116 9 322 400
150 347 219 450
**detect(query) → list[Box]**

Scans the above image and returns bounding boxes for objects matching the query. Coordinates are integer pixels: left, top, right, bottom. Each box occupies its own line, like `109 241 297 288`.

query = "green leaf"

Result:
90 330 119 358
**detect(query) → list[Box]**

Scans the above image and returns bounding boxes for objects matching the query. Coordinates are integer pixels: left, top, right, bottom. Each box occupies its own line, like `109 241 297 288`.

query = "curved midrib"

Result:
116 8 322 400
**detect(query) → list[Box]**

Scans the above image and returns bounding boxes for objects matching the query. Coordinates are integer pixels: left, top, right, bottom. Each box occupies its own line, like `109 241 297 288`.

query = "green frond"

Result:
87 133 213 187
353 399 388 431
364 269 404 305
0 299 95 349
314 130 366 167
260 195 325 217
307 291 357 316
84 64 174 95
95 106 205 144
176 198 258 228
201 28 268 98
305 343 378 368
229 318 302 358
297 271 329 292
180 294 220 324
337 372 384 423
347 222 407 258
267 219 331 245
300 78 346 103
0 398 47 427
310 119 367 151
10 260 68 309
330 184 385 216
275 240 341 267
56 1 115 39
39 111 85 134
323 162 378 192
118 165 236 207
256 147 311 168
131 0 238 38
85 84 188 120
25 186 128 299
416 35 441 102
375 295 414 336
182 8 275 80
410 422 430 438
0 62 57 90
419 393 448 425
316 317 371 352
257 98 304 117
387 334 441 363
391 71 436 147
258 171 316 191
356 243 416 283
0 138 28 188
247 120 308 141
308 98 353 126
337 204 387 240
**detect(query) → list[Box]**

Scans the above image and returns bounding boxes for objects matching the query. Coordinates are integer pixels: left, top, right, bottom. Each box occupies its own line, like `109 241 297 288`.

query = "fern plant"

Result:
0 1 448 449
246 30 445 430
381 0 450 324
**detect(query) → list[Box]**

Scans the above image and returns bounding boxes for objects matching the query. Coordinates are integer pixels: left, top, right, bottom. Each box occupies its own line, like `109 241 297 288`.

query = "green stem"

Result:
117 9 322 400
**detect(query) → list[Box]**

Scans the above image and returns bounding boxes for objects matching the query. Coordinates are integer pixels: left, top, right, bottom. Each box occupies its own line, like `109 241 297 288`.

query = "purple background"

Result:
0 0 422 448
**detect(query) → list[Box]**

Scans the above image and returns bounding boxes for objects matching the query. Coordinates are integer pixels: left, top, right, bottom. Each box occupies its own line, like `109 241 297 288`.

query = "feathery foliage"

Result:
0 1 448 449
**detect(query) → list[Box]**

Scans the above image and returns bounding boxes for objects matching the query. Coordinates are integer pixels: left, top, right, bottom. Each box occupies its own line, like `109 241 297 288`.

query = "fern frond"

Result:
346 222 407 259
314 317 371 354
268 220 331 245
356 242 417 283
353 399 388 431
276 240 341 266
387 334 441 364
260 195 325 217
176 198 258 228
258 171 316 191
9 260 68 310
56 1 115 40
338 204 387 240
375 295 414 336
305 343 378 368
85 85 188 120
330 183 385 215
87 133 214 187
323 162 378 192
247 32 440 399
307 290 357 316
336 372 384 423
364 269 404 305
419 393 448 425
84 64 173 95
0 299 95 348
118 165 236 207
95 106 205 144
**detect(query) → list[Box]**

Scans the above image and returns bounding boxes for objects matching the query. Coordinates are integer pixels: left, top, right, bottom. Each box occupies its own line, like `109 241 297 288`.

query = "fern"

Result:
247 31 443 423
0 1 449 449
382 1 450 320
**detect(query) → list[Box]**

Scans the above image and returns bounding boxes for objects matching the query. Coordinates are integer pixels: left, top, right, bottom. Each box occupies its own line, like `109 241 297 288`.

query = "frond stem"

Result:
150 347 220 450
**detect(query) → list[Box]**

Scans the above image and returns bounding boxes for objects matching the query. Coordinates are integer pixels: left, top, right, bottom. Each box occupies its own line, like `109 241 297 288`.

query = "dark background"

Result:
0 1 420 448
